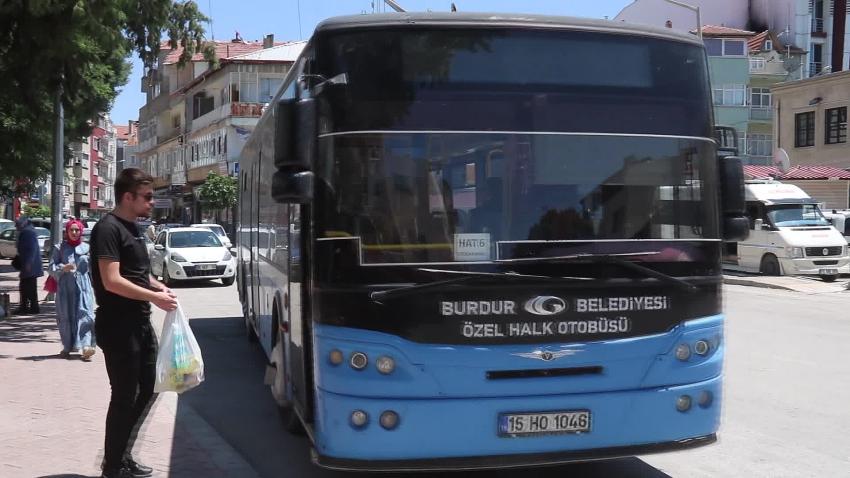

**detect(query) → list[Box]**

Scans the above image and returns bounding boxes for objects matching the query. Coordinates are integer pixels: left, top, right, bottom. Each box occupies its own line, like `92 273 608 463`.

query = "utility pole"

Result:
50 79 64 249
662 0 702 40
383 0 405 12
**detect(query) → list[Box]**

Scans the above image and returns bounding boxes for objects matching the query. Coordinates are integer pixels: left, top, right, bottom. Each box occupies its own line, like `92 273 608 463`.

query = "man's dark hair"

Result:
114 168 153 204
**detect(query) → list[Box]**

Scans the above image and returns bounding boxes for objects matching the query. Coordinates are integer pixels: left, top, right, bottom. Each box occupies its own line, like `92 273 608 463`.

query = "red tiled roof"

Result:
743 165 781 179
748 31 769 52
781 166 850 179
161 40 290 65
743 165 850 180
114 125 130 140
747 30 807 54
696 25 756 37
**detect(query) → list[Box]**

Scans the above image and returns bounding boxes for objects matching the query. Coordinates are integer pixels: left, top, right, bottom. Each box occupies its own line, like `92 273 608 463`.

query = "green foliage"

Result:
22 204 51 218
198 172 237 212
0 1 213 196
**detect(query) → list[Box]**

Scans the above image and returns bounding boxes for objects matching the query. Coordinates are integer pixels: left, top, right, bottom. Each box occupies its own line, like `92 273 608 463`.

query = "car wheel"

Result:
759 254 781 276
162 266 173 287
822 274 838 282
221 276 235 286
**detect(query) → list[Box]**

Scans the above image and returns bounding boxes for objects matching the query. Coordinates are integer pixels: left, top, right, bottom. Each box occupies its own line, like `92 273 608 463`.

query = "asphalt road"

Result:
168 281 850 477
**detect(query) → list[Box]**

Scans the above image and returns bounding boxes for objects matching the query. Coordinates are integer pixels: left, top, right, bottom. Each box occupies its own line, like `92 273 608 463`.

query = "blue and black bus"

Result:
237 12 748 471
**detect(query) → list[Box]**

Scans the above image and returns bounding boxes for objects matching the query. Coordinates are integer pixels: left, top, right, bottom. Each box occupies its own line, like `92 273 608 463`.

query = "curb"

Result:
721 277 795 291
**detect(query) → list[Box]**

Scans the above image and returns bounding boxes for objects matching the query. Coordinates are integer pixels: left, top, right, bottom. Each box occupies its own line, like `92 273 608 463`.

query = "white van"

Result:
723 180 849 281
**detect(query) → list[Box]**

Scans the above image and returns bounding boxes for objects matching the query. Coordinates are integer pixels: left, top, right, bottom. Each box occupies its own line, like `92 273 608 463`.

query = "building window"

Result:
750 87 772 107
705 38 747 57
747 134 773 157
764 40 773 50
712 84 746 106
825 107 847 144
259 78 284 102
749 57 766 72
795 111 815 147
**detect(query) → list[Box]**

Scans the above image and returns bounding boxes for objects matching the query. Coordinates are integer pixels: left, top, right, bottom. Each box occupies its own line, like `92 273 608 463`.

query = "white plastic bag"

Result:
154 303 204 393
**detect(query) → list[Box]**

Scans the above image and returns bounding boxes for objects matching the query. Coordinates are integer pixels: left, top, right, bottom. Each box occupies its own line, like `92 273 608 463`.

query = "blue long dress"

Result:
49 242 96 352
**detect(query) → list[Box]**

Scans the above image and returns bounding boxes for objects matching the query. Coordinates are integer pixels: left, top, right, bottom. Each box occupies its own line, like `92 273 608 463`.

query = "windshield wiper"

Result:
497 252 697 293
369 269 591 304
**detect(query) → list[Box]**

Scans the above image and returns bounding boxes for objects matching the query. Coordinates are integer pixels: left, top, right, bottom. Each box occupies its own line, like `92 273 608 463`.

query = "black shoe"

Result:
101 467 132 478
30 306 39 314
12 307 30 315
123 458 154 477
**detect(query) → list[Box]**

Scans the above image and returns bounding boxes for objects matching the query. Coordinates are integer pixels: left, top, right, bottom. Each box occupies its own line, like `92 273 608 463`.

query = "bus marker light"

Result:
350 352 368 370
379 411 399 430
698 391 713 408
675 344 691 361
694 340 710 355
350 410 368 428
329 349 344 365
376 356 395 374
676 395 692 412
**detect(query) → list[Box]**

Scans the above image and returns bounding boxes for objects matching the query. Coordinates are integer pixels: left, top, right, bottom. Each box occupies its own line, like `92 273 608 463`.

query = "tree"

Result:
22 204 51 219
0 1 216 196
197 172 237 221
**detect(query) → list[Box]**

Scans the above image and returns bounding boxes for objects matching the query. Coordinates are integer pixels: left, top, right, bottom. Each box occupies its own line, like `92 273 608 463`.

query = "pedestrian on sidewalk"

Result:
91 168 178 478
49 218 97 360
13 216 43 315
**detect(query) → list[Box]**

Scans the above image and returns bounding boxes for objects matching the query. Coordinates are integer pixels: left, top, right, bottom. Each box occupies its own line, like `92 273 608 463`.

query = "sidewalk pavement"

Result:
0 259 258 478
722 271 850 294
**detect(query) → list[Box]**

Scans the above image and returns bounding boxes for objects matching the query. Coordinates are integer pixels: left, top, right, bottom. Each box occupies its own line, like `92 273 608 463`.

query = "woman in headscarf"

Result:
49 219 96 360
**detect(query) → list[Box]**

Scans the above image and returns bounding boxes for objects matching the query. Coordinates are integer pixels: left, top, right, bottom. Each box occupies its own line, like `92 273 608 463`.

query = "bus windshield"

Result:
315 133 719 264
767 204 831 227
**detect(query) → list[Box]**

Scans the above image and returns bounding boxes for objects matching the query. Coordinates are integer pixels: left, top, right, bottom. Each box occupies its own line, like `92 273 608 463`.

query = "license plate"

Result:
498 410 590 437
195 264 216 271
819 268 839 275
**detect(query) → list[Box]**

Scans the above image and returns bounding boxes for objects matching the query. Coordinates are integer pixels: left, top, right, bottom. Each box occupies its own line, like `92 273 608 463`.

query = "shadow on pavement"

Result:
0 305 59 344
36 475 98 478
168 316 671 478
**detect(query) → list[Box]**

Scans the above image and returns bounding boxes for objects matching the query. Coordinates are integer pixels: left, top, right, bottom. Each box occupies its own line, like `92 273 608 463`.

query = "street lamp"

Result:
662 0 702 40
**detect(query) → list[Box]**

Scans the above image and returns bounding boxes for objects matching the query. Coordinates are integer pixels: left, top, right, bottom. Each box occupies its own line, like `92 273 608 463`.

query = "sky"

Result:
109 0 635 126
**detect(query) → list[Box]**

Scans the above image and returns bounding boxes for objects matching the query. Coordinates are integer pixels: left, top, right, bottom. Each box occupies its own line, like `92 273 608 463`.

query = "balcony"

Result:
230 102 264 118
73 192 89 203
811 18 825 35
810 62 823 76
749 107 772 121
158 126 181 145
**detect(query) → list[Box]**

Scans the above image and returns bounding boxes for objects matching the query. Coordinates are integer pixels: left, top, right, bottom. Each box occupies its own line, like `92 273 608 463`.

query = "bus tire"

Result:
759 254 781 276
822 274 838 282
272 305 304 434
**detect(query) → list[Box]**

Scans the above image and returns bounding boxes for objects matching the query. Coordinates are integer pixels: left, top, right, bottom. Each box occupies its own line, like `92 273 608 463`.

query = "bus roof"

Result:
315 12 704 46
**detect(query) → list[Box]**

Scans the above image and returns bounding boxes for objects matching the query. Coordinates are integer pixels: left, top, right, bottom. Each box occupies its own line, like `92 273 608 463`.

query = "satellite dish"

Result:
773 148 791 173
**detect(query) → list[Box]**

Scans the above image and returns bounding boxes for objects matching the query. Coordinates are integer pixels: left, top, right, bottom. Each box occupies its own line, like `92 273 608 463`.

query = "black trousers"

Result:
96 316 158 471
18 277 38 310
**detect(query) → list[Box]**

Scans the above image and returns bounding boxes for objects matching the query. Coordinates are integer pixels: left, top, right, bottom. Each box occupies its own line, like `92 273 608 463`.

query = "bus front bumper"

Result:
312 375 721 471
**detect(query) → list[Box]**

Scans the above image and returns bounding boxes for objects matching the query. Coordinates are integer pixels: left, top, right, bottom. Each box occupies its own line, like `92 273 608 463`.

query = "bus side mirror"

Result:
272 170 314 203
719 155 749 241
274 98 316 170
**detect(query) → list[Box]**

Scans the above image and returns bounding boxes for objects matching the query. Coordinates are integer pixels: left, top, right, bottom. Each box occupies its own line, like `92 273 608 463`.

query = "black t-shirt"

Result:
90 212 152 319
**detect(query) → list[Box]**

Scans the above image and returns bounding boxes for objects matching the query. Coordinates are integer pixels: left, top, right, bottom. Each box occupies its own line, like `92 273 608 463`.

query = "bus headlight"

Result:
675 343 691 361
328 349 344 365
379 410 400 430
375 356 395 375
350 352 368 370
676 395 692 412
350 410 368 428
694 340 710 355
785 246 804 259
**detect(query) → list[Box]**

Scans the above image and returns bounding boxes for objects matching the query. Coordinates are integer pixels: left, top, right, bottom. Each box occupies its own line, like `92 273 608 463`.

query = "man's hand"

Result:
152 290 178 312
62 263 76 273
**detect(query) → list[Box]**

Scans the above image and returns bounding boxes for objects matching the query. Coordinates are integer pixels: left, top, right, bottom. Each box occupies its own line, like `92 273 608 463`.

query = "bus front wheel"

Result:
759 254 781 276
272 308 304 434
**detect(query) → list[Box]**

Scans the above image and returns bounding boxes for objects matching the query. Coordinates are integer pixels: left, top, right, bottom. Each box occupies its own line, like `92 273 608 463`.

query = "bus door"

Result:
287 204 311 417
251 161 261 320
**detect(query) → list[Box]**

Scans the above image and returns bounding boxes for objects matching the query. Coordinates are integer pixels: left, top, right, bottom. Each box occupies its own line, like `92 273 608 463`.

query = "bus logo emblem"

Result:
513 349 580 361
524 296 567 316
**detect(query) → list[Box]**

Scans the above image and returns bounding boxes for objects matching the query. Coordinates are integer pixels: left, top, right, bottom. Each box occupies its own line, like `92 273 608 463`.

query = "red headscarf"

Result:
65 219 85 247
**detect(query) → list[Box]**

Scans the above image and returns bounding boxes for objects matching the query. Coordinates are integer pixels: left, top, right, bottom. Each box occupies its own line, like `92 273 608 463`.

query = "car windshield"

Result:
169 230 222 248
34 227 50 237
197 225 226 237
767 204 830 227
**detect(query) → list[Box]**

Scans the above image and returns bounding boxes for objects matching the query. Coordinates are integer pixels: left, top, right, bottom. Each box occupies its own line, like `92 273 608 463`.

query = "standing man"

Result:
90 168 178 478
13 216 43 315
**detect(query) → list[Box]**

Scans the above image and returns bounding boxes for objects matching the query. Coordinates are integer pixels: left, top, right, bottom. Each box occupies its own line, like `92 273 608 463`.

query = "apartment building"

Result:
137 34 304 224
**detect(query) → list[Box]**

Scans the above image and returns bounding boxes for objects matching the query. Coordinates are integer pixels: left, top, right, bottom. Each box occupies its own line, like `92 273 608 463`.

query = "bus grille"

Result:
805 247 843 257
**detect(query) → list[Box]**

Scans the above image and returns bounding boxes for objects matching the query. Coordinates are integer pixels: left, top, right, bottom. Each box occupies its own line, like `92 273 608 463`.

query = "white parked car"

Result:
0 226 50 259
150 227 235 286
190 223 232 248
